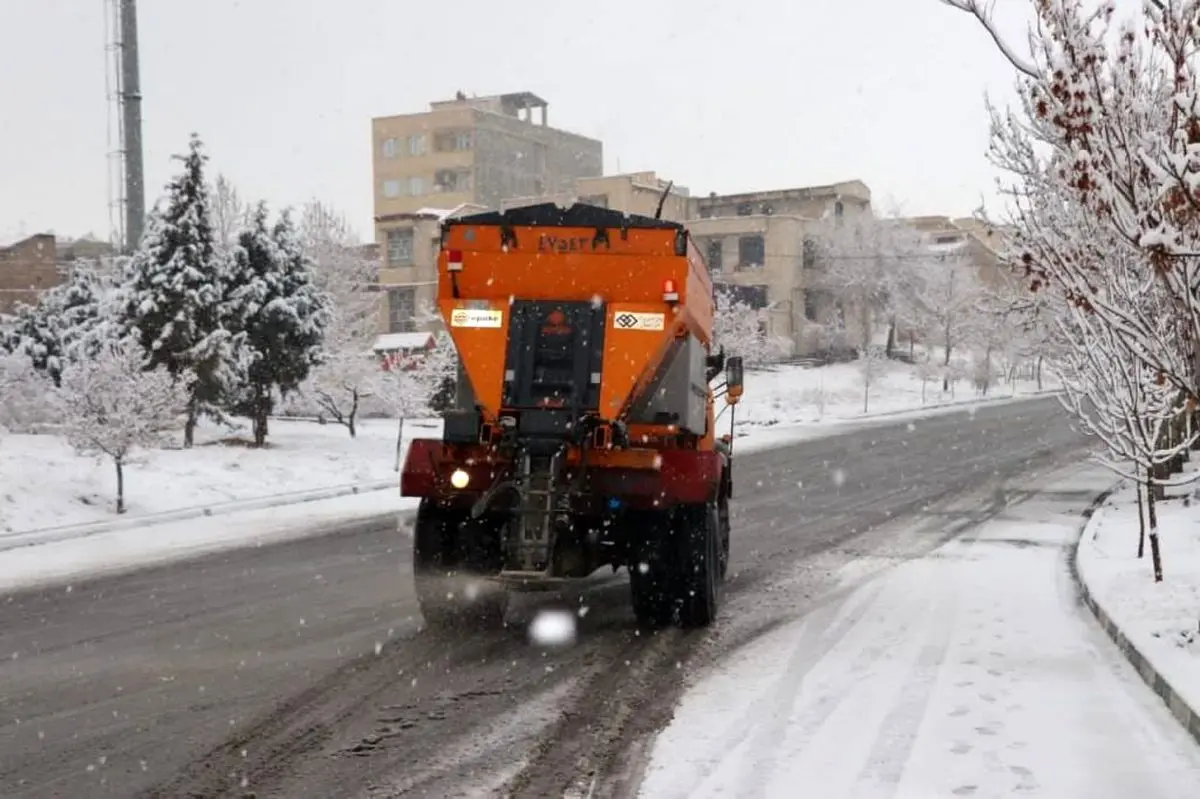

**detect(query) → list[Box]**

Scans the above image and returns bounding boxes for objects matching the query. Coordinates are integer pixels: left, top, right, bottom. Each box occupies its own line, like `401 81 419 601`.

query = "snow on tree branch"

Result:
712 290 783 366
55 338 193 514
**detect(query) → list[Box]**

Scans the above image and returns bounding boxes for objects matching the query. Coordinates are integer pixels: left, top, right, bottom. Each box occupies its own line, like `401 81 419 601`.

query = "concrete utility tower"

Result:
104 0 145 254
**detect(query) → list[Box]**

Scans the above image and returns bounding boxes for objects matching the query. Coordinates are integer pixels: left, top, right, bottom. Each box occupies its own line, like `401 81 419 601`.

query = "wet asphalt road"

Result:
0 396 1097 797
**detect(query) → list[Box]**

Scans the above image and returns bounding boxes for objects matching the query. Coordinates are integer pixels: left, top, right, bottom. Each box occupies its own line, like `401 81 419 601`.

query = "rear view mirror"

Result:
725 356 744 405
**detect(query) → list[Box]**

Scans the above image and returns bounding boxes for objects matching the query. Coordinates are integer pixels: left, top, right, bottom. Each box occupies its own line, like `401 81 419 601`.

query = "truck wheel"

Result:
674 501 723 629
412 499 507 630
718 492 731 581
628 511 677 629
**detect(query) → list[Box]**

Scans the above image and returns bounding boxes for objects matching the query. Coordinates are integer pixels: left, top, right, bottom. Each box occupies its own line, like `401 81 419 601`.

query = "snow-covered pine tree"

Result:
115 134 230 447
226 204 329 446
1 260 105 386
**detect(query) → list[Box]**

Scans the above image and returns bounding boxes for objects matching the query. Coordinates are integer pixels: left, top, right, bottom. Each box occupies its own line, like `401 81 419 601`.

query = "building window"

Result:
802 237 818 269
736 203 753 216
386 228 414 266
408 176 425 196
408 134 427 156
933 234 961 244
703 238 723 275
434 169 471 192
737 235 765 269
434 130 472 152
382 179 401 198
834 201 844 218
381 137 398 158
761 203 775 215
387 287 416 333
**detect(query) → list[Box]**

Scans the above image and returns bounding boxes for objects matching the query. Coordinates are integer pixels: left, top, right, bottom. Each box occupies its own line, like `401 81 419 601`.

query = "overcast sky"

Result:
1 0 1053 244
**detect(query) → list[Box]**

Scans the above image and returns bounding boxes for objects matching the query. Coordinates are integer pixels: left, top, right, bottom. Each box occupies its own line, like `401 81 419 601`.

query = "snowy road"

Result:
0 396 1195 797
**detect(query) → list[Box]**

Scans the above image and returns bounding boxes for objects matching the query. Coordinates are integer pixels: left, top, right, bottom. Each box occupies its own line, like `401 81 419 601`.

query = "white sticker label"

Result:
612 311 665 331
450 308 503 328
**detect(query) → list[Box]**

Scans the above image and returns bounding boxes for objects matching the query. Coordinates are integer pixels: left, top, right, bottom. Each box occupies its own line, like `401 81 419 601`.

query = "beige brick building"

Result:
0 234 59 315
374 204 486 335
371 91 603 332
687 181 874 354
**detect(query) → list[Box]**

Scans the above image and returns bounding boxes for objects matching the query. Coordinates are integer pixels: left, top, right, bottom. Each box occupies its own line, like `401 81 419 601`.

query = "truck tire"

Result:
412 499 507 630
628 502 723 629
628 511 677 629
718 493 731 581
675 501 723 629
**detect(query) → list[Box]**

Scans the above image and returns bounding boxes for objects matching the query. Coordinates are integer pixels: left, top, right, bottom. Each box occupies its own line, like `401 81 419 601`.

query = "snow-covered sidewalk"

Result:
1077 472 1200 740
639 463 1200 799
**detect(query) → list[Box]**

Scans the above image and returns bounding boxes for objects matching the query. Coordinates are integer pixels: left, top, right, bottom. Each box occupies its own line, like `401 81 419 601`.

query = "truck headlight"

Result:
449 468 470 489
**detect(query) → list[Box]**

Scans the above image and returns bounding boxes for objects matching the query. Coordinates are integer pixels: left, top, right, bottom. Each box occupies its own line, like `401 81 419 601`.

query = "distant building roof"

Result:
373 332 434 352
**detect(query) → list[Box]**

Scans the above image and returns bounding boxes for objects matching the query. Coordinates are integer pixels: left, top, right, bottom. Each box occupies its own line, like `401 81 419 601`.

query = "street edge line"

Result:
1069 481 1200 747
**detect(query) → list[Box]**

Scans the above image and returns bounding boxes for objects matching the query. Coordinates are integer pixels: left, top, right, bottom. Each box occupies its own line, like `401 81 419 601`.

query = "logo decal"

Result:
612 311 665 331
450 308 503 328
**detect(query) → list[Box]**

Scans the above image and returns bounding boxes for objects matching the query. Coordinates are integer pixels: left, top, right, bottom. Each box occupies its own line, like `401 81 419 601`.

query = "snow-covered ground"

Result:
728 358 1054 433
1077 471 1200 722
639 463 1200 799
0 416 435 534
0 359 1054 536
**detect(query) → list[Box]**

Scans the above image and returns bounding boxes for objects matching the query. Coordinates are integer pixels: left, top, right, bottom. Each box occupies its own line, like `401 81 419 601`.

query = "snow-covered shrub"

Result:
54 339 192 514
0 353 59 434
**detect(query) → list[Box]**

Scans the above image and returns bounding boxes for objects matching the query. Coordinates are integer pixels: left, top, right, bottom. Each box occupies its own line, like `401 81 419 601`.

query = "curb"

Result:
0 479 398 554
1069 481 1200 746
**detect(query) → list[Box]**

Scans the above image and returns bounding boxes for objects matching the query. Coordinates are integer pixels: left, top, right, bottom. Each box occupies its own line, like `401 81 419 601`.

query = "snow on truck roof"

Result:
445 202 684 231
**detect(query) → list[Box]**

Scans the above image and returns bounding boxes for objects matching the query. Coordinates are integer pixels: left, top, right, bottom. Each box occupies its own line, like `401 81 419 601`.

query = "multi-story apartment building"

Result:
500 171 691 222
495 176 874 356
371 91 603 332
687 181 873 355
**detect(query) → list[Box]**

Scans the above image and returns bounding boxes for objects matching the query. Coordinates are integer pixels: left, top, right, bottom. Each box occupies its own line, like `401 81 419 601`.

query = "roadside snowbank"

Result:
0 489 413 592
0 417 433 534
730 359 1054 432
1077 474 1200 719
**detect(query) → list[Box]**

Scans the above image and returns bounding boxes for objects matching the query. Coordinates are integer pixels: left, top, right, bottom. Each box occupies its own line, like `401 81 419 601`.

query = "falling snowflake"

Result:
528 609 577 647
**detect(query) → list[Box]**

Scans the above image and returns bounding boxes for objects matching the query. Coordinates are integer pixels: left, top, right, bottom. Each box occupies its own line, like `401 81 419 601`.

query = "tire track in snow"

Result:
656 577 893 799
848 539 972 797
734 566 942 798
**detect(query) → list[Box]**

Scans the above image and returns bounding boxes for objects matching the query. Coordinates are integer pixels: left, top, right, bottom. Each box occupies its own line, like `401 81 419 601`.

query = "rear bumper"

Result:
400 438 721 506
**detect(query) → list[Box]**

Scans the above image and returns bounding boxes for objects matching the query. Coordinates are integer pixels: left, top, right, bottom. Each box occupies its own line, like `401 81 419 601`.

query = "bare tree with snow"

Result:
944 0 1200 405
298 200 385 437
55 339 192 515
712 290 784 367
209 173 248 257
378 327 458 469
806 211 926 359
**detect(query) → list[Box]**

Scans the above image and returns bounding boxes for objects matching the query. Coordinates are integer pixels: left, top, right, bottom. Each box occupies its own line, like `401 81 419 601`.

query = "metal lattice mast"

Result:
103 0 145 255
103 0 125 252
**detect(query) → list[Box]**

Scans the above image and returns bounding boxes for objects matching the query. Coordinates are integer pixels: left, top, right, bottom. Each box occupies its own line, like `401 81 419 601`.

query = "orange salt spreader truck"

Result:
399 201 745 630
